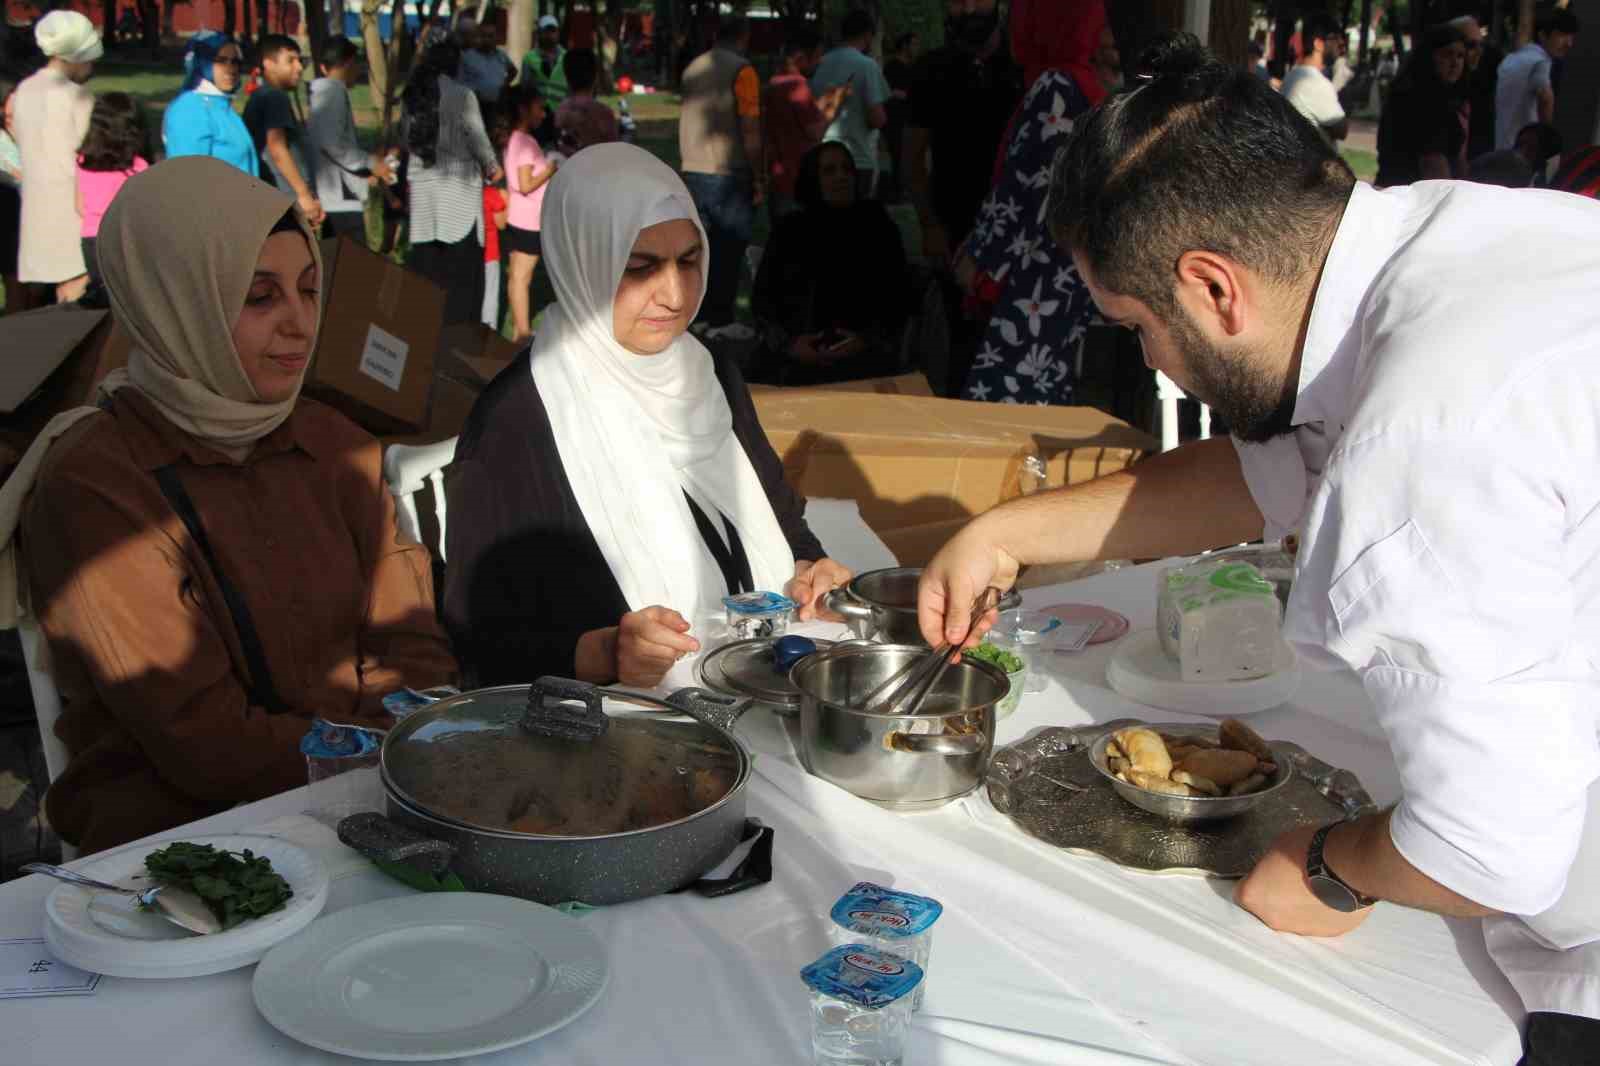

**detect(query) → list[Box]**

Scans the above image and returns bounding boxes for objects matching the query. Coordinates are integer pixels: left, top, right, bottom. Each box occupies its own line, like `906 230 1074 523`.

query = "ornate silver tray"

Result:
985 719 1378 877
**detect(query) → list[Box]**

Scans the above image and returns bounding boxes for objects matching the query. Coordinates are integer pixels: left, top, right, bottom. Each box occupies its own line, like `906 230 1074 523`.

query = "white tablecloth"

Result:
2 563 1526 1065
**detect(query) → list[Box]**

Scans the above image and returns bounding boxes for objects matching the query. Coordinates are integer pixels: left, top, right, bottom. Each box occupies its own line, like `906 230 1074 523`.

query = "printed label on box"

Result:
359 324 409 393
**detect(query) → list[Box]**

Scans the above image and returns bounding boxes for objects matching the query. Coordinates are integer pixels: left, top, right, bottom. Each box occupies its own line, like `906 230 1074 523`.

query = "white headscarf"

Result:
530 143 795 621
35 11 103 64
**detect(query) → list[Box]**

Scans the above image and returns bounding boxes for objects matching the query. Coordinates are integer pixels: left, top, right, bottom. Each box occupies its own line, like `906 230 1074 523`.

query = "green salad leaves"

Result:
963 642 1025 674
144 842 293 930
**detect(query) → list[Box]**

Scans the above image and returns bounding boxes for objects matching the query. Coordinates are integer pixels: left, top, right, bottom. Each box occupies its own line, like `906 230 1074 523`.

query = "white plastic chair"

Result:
1155 371 1212 452
18 612 77 859
383 438 458 563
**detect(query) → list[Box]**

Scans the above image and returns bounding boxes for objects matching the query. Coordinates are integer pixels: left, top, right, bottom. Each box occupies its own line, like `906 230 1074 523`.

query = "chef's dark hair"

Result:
1047 37 1353 317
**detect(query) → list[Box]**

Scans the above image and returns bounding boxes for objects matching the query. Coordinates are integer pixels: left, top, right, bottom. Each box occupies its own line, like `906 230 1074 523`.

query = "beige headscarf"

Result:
34 11 103 64
0 156 322 626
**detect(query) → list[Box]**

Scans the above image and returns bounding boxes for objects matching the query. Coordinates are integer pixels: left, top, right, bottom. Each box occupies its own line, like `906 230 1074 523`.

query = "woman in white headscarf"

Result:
445 142 852 688
4 157 457 853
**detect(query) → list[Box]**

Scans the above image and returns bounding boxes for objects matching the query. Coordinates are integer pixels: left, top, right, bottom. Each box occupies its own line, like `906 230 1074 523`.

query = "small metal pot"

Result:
824 567 1021 645
337 682 761 906
789 643 1009 810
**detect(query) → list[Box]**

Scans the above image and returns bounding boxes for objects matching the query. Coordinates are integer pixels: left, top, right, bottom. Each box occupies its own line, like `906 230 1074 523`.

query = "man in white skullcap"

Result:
14 10 102 302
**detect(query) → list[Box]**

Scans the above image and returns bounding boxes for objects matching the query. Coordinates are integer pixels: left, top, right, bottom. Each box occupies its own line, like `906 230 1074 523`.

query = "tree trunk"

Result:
139 0 160 52
1516 0 1536 47
224 0 237 38
305 0 328 60
1208 0 1253 68
508 0 534 70
1357 0 1372 62
257 0 271 47
362 0 389 99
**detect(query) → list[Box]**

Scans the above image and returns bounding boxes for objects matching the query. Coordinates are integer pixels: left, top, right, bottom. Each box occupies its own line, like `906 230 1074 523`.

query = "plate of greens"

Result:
42 834 329 979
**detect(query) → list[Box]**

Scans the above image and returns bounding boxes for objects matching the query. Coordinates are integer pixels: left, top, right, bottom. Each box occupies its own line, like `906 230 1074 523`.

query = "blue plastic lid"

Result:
800 944 924 1008
299 718 384 758
830 882 944 938
723 591 796 616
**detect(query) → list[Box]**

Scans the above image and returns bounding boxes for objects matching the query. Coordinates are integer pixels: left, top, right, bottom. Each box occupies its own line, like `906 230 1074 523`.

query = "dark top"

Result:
907 45 1022 245
752 200 909 349
442 350 825 687
884 57 914 94
243 85 311 193
1376 81 1463 187
1466 45 1503 161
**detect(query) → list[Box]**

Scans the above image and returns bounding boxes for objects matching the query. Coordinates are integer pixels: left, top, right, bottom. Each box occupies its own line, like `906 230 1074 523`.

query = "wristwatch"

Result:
1305 822 1378 912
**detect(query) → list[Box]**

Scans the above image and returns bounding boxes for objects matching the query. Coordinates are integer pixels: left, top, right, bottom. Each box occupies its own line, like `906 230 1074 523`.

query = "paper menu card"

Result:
0 938 100 999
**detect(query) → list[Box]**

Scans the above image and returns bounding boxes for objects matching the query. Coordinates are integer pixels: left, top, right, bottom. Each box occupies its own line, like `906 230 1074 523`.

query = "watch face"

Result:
1308 873 1364 913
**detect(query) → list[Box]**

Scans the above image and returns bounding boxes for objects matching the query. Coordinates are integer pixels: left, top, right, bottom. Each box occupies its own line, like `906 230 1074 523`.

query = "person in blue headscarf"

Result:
162 33 256 175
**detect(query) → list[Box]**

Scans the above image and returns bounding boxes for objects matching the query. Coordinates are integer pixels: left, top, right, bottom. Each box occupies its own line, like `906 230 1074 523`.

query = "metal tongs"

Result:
854 587 1003 716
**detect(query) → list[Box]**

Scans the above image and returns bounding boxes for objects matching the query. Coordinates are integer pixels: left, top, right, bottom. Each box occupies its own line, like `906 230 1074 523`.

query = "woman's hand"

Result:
785 559 853 622
615 606 699 687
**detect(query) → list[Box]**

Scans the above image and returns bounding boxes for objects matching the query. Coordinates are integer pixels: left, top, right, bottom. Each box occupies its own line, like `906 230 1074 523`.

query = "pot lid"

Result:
699 637 836 706
380 684 745 839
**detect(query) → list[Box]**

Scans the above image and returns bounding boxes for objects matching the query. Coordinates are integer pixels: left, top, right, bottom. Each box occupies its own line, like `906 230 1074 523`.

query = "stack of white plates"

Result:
41 833 330 979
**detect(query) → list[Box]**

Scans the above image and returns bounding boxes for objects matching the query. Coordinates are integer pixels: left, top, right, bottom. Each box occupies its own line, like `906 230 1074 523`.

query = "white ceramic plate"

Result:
42 833 329 979
252 893 608 1061
1106 629 1299 717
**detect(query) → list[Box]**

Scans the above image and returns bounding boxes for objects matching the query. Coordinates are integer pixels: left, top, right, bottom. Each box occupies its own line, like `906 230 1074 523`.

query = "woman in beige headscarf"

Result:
7 156 457 853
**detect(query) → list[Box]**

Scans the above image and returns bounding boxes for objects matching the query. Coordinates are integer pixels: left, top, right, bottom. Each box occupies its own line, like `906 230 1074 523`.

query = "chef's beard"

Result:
1167 310 1297 443
947 13 999 51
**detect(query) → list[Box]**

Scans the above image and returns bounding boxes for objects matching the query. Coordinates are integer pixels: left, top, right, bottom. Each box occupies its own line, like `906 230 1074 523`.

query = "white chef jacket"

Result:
1234 179 1600 1018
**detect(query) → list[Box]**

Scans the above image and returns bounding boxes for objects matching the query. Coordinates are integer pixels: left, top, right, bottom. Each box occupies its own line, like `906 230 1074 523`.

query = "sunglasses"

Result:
214 55 244 66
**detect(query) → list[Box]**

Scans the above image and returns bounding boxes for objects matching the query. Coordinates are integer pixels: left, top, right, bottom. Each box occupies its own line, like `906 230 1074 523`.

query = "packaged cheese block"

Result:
1157 560 1282 681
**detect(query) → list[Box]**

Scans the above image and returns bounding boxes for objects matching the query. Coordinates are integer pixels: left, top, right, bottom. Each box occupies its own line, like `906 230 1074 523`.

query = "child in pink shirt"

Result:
77 93 148 303
501 83 558 341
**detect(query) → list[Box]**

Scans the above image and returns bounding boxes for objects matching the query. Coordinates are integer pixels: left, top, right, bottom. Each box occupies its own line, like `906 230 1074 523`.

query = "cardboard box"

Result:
748 373 934 398
379 324 523 448
306 237 445 435
754 390 1156 566
0 306 133 467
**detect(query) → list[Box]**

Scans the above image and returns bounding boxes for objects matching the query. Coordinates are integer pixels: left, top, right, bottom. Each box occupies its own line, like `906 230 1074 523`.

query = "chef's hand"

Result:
789 334 829 364
1234 825 1374 938
916 517 1019 649
785 558 853 622
615 606 700 687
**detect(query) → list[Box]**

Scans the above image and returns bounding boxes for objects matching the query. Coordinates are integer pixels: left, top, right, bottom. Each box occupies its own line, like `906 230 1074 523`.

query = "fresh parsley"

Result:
143 842 293 930
963 643 1025 674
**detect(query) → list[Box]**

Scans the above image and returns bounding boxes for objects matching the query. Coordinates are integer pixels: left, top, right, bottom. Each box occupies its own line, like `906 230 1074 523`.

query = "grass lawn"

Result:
1341 146 1378 183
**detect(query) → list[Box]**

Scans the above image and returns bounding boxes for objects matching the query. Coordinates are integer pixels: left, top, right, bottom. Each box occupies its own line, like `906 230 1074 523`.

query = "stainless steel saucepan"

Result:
823 567 1021 645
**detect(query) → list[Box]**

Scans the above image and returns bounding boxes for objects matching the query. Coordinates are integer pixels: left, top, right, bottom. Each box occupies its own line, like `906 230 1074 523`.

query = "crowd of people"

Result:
1265 5 1584 193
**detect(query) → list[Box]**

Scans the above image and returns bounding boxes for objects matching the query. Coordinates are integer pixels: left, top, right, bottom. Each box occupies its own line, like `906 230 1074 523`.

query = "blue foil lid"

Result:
299 718 384 758
722 591 796 616
830 882 944 938
800 944 924 1007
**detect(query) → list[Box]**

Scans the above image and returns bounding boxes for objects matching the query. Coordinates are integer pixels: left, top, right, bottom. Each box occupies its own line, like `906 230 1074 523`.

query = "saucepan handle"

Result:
885 731 988 756
822 588 874 623
995 588 1023 613
337 812 455 875
664 687 753 735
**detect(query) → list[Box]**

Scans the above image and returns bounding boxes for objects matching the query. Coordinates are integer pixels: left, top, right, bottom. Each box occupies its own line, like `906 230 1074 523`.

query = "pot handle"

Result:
822 587 874 623
337 812 455 875
664 687 753 735
885 731 988 757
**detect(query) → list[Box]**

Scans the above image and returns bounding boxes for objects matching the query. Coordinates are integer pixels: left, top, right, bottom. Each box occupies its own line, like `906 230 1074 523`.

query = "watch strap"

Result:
1307 822 1377 909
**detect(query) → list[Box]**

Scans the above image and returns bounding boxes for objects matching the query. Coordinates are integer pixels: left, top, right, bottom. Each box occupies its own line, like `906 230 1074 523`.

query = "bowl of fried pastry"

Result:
1090 718 1292 824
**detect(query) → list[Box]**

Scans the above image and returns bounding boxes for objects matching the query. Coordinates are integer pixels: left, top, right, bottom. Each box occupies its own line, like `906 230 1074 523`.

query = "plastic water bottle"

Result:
618 97 638 144
801 945 922 1066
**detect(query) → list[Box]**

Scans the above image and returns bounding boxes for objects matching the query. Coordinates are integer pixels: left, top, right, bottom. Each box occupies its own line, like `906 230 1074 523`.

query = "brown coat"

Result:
25 390 457 852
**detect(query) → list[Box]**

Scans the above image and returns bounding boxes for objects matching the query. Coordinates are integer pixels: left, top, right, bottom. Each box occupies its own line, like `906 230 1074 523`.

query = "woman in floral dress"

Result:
961 0 1109 406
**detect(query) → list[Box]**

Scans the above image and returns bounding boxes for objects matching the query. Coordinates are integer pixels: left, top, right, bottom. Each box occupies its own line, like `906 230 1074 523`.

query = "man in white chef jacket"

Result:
916 40 1600 1063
